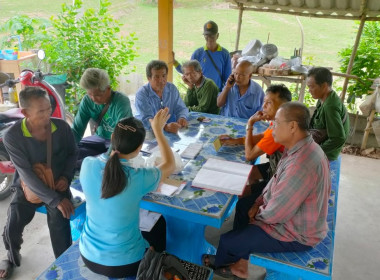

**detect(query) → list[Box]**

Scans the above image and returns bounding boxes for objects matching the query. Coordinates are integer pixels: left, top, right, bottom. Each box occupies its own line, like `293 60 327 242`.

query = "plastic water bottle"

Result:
8 87 18 104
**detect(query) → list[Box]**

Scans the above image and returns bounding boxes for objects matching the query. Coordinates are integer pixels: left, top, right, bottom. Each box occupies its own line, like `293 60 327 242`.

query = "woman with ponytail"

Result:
78 108 175 278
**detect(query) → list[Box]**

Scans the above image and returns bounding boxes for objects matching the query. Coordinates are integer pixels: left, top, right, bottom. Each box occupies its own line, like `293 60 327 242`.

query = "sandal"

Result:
0 260 14 279
201 254 216 269
214 266 234 279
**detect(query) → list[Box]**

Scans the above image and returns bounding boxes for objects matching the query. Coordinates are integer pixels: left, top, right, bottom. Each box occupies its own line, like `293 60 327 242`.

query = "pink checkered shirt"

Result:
254 135 331 246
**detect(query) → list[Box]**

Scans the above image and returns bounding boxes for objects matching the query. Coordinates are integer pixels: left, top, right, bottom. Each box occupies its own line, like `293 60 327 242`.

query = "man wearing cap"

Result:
174 21 231 91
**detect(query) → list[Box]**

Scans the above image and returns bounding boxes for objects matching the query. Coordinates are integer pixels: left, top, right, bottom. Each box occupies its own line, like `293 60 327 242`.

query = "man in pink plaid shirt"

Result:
203 102 331 279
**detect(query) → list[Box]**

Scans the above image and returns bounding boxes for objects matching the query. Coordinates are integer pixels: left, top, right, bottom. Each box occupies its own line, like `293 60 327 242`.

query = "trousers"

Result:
2 187 72 266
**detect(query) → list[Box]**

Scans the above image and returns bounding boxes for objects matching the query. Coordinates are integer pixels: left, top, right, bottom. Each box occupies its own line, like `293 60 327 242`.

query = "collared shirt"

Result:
79 154 161 266
254 135 331 246
184 76 219 114
256 124 284 156
3 118 78 207
310 90 350 160
135 82 189 130
175 44 231 90
219 80 264 119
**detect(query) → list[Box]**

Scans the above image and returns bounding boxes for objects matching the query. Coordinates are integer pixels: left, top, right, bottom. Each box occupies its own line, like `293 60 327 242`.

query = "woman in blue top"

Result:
79 108 175 278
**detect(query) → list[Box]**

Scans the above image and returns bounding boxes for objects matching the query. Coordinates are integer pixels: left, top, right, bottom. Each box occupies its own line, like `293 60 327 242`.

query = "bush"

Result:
40 0 138 114
338 21 380 110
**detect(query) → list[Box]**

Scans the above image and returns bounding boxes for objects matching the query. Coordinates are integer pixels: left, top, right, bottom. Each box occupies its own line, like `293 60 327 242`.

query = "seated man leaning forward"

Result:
203 102 331 279
135 60 189 134
244 84 292 186
217 60 264 119
0 87 78 279
182 60 219 114
72 68 132 162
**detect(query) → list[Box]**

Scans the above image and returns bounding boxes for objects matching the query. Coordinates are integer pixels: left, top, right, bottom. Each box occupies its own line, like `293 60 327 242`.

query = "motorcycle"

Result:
0 49 72 200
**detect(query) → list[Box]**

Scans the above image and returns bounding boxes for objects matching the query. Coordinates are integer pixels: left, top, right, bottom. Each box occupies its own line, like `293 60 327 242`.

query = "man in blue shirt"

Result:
174 21 231 91
217 60 264 119
135 60 188 134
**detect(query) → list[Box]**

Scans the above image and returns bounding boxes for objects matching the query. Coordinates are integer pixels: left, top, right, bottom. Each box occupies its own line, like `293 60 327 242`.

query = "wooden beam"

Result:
340 0 368 101
158 0 173 82
235 3 244 51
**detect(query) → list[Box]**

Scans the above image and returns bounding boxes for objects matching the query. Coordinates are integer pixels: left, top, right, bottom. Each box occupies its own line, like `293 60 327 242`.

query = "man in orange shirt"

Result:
244 84 292 186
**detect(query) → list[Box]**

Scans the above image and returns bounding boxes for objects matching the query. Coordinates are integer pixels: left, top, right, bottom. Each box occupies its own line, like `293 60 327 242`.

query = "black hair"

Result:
266 84 292 102
280 102 310 131
146 60 168 79
19 86 49 109
101 117 146 199
307 67 333 87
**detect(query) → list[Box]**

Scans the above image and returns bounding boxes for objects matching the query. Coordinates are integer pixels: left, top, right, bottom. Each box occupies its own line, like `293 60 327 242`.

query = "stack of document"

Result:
180 143 203 159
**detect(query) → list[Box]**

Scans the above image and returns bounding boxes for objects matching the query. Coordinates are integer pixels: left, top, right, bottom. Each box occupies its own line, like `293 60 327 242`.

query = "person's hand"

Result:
182 75 193 88
219 134 244 146
55 176 68 192
248 203 260 223
248 111 267 126
226 73 235 88
164 122 181 134
57 198 74 219
150 108 171 132
177 118 188 128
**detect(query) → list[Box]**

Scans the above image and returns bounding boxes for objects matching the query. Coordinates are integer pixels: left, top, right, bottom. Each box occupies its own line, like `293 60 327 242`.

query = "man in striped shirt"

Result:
207 102 331 279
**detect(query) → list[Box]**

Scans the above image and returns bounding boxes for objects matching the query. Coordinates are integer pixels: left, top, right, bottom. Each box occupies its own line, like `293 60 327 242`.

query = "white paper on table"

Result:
139 209 161 232
180 143 203 159
151 178 186 197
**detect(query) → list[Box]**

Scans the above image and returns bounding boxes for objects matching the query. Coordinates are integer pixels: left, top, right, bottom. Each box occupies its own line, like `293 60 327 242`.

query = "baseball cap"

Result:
203 21 218 35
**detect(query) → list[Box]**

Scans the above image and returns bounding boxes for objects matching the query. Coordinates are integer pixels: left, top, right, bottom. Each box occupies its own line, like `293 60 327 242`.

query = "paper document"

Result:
192 158 252 195
152 178 186 197
139 209 161 232
180 143 203 159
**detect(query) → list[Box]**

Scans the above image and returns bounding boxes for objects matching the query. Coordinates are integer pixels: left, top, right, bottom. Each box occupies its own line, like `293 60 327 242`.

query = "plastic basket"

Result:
2 50 18 60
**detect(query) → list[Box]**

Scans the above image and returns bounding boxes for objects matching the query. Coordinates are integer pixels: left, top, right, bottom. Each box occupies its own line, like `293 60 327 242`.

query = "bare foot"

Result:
230 258 249 279
0 260 14 279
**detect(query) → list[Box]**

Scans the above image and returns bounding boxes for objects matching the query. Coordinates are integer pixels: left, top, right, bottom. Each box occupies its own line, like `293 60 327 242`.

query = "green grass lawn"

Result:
1 0 357 83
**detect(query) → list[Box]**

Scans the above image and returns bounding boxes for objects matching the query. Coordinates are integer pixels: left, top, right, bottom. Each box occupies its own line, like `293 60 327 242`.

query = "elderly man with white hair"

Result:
72 68 132 165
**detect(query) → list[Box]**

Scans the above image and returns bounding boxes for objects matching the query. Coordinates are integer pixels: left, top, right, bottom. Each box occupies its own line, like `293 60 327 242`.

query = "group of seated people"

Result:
0 20 349 280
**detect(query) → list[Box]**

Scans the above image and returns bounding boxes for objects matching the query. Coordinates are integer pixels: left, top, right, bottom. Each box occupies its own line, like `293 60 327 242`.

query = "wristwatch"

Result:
246 124 253 131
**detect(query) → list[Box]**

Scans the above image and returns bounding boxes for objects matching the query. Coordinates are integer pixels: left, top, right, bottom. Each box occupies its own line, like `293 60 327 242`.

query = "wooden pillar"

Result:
235 3 244 51
340 0 368 102
158 0 173 82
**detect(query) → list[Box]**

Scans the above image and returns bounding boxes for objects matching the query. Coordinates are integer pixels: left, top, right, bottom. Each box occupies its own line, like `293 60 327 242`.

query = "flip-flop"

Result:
0 260 14 279
214 266 234 279
201 254 216 269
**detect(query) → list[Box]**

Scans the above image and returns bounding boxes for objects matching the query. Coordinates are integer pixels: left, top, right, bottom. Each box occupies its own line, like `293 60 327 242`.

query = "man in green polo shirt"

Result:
307 67 350 160
182 60 219 114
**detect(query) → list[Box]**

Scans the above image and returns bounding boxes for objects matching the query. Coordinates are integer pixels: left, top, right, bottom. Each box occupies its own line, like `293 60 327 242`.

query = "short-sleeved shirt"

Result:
256 125 284 155
79 154 161 266
135 82 189 130
72 91 132 143
219 80 264 119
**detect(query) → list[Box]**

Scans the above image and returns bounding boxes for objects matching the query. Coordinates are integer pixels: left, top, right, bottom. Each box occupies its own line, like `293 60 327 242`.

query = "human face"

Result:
183 66 202 85
272 109 293 146
204 33 219 49
87 87 111 105
307 76 328 100
148 68 168 95
23 97 52 127
262 92 283 120
233 64 251 86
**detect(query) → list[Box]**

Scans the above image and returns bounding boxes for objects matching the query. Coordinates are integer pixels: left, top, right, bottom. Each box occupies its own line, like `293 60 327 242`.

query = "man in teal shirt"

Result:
182 60 219 114
307 67 349 160
72 68 132 163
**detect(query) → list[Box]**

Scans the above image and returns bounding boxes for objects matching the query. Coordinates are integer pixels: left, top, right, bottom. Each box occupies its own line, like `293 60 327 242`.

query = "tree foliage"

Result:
40 0 138 114
339 21 380 110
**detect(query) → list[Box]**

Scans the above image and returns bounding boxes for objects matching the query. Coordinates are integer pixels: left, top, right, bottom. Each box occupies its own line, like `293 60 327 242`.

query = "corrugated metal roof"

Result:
229 0 380 20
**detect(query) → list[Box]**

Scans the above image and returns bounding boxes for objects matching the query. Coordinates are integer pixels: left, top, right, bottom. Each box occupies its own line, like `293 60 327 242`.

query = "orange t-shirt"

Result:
256 124 284 155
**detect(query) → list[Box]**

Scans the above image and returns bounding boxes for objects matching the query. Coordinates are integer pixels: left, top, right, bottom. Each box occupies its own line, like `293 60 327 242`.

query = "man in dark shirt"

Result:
0 87 78 279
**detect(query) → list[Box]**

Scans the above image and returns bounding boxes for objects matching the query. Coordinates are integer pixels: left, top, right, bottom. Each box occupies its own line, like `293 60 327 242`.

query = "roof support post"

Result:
158 0 173 82
340 0 368 102
235 3 244 51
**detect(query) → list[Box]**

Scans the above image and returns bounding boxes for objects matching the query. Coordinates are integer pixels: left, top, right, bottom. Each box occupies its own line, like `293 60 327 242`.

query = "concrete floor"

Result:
0 153 379 280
